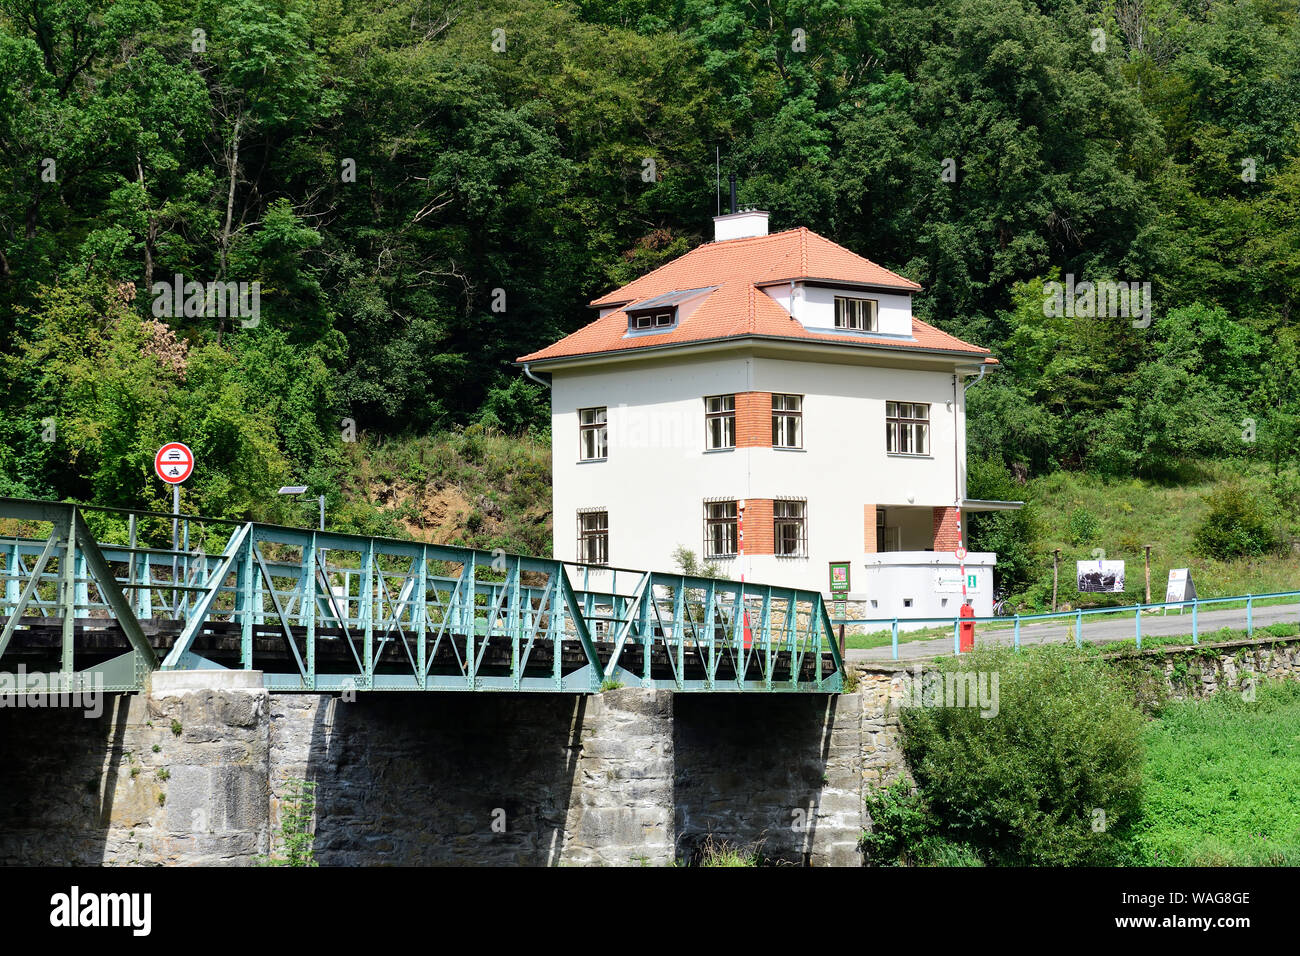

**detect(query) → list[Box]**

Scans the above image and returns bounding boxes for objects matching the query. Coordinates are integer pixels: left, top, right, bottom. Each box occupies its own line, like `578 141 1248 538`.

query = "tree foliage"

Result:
0 0 1297 518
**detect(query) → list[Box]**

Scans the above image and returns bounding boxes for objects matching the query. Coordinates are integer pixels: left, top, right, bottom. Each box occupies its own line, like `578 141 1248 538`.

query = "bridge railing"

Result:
563 565 843 692
1 498 843 694
839 590 1300 660
2 503 250 625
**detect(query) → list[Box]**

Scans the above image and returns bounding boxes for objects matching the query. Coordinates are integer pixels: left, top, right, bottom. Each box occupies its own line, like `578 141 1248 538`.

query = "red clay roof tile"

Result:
518 227 989 364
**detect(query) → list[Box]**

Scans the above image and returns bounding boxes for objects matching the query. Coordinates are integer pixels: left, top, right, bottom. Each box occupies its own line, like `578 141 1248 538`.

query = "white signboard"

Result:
934 570 980 594
1163 568 1196 613
1077 560 1126 594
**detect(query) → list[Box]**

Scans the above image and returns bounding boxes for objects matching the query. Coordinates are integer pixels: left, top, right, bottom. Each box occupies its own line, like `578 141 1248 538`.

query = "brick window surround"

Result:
864 504 877 553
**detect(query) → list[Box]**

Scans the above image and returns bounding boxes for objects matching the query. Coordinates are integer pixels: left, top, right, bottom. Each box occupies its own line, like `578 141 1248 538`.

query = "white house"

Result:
517 210 1017 621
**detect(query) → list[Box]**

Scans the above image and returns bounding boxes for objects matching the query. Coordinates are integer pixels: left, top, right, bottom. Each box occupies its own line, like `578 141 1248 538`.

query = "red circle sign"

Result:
954 545 968 561
154 442 194 484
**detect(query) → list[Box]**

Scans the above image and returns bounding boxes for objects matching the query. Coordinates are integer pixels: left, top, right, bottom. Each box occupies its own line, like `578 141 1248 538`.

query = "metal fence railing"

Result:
837 590 1300 660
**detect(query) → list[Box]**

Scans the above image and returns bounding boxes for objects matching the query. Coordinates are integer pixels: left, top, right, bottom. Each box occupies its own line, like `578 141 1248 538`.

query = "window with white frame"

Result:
774 499 807 556
577 510 608 565
834 296 877 331
703 500 738 557
704 395 736 450
886 401 929 455
629 310 676 331
579 407 607 461
772 394 802 448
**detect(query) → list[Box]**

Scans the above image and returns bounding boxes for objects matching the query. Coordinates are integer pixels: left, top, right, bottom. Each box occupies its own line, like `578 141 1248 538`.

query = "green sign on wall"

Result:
829 561 851 594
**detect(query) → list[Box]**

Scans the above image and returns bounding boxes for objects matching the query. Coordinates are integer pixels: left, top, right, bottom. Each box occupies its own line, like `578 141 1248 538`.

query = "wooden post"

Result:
1144 545 1152 606
1051 548 1061 613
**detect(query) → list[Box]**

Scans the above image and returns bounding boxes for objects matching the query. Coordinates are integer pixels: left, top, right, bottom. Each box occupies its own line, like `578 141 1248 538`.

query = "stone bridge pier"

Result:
0 674 893 866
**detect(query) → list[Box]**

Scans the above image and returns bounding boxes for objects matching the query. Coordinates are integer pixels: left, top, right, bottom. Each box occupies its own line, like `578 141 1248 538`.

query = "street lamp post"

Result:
279 485 329 606
278 485 324 531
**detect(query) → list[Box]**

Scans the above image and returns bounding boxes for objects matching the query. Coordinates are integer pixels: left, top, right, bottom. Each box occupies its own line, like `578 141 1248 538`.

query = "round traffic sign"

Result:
154 442 194 484
954 545 967 562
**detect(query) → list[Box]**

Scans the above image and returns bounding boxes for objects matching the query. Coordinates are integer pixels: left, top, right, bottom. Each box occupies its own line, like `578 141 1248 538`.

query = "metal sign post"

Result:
155 443 195 619
828 560 851 621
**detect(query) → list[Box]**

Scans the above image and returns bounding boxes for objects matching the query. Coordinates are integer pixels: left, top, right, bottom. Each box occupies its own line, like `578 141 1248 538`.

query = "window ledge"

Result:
887 453 933 459
772 446 805 452
703 447 736 454
623 326 678 338
577 458 608 464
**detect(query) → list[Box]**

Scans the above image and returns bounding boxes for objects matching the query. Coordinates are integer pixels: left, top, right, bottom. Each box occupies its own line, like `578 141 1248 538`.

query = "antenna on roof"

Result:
729 173 738 215
716 147 721 217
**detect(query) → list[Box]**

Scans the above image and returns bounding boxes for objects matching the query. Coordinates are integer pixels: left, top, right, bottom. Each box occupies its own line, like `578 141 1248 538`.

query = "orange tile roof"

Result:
517 226 992 365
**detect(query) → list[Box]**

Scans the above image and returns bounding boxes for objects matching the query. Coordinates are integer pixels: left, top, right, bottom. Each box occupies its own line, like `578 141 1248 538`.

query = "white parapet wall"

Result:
853 551 996 631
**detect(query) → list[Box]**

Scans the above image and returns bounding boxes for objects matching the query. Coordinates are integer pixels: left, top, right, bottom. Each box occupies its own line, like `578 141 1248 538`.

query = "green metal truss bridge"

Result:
0 498 844 695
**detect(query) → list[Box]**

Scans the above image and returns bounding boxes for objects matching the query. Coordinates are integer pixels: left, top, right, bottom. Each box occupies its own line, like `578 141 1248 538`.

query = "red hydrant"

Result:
959 602 976 652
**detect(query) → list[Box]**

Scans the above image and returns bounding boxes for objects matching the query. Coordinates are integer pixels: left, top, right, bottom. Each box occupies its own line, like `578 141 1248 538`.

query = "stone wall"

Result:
673 694 861 866
1103 636 1300 705
267 689 862 866
2 636 1294 866
267 690 677 866
0 680 862 866
0 672 270 865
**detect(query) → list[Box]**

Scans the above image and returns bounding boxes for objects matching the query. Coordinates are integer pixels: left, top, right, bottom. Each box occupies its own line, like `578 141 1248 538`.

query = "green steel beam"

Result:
0 529 62 658
71 510 158 671
160 522 250 669
0 498 846 695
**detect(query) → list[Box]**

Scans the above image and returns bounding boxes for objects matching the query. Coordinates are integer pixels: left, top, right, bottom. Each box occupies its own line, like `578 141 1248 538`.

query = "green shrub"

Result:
860 781 933 865
261 779 319 867
671 545 721 579
1193 484 1280 559
900 645 1145 866
860 780 984 867
475 377 550 437
1067 507 1099 546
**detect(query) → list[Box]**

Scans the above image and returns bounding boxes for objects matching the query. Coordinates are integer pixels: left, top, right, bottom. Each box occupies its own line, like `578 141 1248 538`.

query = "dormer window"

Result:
628 309 677 331
834 296 877 332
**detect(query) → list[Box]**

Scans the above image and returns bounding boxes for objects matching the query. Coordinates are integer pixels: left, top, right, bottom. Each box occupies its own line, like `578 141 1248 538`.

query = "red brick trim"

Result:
740 498 774 555
864 504 877 553
932 506 961 552
735 392 772 448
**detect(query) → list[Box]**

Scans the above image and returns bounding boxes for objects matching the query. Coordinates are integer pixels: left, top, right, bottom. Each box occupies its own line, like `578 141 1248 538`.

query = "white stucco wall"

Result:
549 348 969 595
858 551 996 627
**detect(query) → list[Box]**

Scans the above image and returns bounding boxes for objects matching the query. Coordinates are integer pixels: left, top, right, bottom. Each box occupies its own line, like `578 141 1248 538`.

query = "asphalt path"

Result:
846 602 1300 662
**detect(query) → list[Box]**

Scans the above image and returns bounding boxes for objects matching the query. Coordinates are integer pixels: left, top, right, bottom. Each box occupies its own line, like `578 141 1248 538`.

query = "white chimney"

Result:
713 209 769 242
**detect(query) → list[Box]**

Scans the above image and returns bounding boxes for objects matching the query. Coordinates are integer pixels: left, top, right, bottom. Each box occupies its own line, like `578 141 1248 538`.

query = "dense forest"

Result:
1 0 1298 582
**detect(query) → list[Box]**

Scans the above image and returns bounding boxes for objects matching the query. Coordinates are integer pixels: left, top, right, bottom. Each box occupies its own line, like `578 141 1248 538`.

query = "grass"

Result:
691 837 761 867
844 619 1021 651
1085 620 1300 655
1016 463 1300 613
1122 680 1300 865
